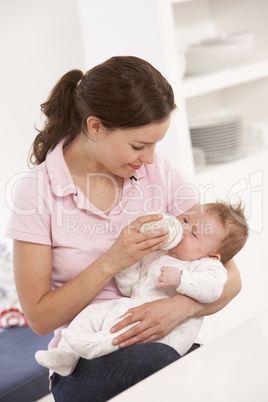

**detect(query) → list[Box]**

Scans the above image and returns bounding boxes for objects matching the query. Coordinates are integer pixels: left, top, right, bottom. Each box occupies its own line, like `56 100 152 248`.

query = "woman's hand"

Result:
109 260 242 348
105 214 169 273
110 295 198 348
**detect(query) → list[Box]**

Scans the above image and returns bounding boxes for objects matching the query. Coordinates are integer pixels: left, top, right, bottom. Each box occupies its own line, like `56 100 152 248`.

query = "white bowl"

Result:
185 41 242 75
185 30 254 75
202 30 255 62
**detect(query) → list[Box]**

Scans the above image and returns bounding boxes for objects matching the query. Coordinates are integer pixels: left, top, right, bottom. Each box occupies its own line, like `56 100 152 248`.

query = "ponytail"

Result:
29 69 83 165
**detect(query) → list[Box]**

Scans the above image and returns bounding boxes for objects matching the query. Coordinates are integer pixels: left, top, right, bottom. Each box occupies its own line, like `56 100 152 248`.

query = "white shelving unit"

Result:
183 60 268 99
158 0 268 341
78 0 268 342
158 0 268 168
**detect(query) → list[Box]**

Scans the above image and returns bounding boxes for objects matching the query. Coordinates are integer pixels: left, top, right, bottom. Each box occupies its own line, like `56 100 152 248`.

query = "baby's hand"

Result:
156 266 182 289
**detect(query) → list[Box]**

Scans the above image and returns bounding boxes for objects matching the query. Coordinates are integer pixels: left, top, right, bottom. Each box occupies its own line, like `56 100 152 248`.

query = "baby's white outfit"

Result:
35 250 227 376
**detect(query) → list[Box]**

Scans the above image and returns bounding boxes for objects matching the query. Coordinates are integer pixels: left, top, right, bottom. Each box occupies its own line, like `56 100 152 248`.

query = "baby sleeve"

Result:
177 259 228 303
114 262 141 297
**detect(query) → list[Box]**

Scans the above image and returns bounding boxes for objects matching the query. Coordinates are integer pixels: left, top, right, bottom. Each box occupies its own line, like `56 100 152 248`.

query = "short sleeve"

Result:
6 168 52 245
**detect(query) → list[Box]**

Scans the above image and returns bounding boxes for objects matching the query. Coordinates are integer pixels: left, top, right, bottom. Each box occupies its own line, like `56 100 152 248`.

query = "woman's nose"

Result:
139 146 155 164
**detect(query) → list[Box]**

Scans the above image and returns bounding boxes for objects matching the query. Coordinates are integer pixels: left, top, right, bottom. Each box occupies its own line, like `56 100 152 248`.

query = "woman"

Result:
6 56 241 401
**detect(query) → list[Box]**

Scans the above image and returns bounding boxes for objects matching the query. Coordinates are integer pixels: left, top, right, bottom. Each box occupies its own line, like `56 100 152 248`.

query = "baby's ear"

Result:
200 253 221 261
208 253 221 261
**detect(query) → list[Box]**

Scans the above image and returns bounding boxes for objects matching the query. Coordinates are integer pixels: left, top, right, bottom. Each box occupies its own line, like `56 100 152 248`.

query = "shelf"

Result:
183 60 268 99
195 146 268 180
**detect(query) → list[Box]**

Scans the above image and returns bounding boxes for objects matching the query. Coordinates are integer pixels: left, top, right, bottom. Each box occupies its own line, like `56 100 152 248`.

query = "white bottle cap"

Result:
139 212 183 250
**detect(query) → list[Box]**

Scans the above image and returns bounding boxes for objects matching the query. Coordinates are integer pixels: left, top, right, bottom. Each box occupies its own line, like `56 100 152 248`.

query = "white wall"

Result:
77 0 182 168
1 0 85 232
78 0 165 72
2 0 185 234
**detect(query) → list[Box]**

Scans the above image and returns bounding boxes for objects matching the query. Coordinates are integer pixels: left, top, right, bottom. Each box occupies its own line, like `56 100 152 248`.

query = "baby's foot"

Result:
35 348 79 376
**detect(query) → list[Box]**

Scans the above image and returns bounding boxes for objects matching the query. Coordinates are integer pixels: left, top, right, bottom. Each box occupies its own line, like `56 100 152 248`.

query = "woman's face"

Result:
91 116 171 178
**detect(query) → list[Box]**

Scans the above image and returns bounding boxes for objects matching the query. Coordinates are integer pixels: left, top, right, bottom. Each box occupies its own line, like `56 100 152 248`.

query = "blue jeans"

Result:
51 342 200 401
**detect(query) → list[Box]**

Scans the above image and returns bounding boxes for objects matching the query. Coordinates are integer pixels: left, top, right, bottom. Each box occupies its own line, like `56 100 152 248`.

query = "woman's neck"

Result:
63 133 124 214
63 132 102 175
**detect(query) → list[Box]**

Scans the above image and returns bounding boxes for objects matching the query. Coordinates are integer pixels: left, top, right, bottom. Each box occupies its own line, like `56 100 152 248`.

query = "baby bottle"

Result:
139 212 183 250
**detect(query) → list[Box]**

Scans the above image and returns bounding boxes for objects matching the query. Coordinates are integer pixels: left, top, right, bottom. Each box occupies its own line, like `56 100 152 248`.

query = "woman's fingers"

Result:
120 223 169 256
123 214 169 250
128 214 164 232
114 325 157 348
136 230 169 250
112 318 155 348
110 297 191 348
110 302 169 348
106 214 168 272
123 226 168 244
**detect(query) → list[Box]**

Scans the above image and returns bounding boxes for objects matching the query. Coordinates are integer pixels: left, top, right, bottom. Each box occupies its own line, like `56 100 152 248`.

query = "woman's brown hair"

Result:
30 56 176 165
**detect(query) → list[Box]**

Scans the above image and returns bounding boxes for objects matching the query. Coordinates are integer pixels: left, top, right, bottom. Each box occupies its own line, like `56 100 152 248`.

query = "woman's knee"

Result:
118 342 181 377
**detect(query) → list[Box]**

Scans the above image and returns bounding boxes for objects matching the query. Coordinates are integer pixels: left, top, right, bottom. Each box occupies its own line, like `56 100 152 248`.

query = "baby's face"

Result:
168 205 225 261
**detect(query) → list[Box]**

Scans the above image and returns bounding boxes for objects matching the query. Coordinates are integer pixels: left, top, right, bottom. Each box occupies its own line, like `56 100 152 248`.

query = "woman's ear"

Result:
86 116 103 140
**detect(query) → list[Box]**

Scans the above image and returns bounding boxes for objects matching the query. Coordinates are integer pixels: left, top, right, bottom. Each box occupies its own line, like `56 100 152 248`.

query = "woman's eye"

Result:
183 218 188 224
131 145 145 151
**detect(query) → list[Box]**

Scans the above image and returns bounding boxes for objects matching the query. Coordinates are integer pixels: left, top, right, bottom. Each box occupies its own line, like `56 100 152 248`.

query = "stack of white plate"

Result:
190 115 245 164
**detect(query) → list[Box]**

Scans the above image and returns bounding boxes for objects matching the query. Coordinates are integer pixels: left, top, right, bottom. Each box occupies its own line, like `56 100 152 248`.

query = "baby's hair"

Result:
205 201 249 264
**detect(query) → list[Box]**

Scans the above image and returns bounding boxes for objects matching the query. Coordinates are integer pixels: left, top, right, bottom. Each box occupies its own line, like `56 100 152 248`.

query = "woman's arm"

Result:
110 258 241 347
13 214 169 336
13 241 115 336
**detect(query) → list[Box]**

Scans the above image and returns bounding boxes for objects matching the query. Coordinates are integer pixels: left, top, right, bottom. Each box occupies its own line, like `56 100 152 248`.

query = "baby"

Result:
36 201 248 376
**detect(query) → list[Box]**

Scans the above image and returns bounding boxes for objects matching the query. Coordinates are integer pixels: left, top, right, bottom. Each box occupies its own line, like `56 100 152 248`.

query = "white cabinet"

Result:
158 0 268 341
159 0 268 172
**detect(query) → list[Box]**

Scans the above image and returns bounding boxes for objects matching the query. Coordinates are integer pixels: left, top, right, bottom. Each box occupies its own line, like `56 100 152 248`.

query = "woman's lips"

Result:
129 164 142 170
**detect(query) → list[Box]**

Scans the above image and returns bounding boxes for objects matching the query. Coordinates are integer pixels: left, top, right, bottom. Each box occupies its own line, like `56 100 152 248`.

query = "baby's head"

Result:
168 201 249 264
204 201 249 264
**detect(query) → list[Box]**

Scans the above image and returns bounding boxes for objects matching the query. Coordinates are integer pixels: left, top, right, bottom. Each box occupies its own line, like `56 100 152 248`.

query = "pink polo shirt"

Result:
6 137 198 346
